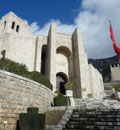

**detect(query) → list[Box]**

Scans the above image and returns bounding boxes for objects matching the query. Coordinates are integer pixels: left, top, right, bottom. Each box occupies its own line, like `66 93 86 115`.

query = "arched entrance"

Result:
56 72 67 95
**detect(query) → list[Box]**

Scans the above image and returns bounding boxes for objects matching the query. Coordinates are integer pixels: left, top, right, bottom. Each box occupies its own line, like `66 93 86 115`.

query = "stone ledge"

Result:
0 70 55 96
47 107 67 111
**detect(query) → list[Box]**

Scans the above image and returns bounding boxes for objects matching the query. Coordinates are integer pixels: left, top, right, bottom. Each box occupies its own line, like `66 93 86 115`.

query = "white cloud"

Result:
30 0 120 59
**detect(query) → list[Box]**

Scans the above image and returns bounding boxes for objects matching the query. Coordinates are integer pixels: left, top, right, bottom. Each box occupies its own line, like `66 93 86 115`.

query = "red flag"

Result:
109 23 115 41
109 22 120 54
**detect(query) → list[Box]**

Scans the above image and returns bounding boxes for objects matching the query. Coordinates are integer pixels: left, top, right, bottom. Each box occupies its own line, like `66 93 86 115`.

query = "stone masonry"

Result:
0 70 55 130
0 12 104 98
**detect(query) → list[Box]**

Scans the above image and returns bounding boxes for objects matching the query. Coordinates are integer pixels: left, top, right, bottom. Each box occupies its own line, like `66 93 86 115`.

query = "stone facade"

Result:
46 107 66 130
0 70 55 130
0 12 104 98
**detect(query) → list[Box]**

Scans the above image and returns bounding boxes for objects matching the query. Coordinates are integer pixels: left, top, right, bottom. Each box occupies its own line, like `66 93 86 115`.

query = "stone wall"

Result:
104 82 114 96
0 12 105 99
0 70 55 130
110 64 120 82
88 64 104 98
46 107 66 130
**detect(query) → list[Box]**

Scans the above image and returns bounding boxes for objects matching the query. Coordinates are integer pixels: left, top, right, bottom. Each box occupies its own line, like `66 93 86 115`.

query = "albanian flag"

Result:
109 22 120 54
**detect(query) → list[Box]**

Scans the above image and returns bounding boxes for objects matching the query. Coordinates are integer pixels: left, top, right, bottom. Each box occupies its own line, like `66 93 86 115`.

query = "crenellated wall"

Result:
0 70 55 130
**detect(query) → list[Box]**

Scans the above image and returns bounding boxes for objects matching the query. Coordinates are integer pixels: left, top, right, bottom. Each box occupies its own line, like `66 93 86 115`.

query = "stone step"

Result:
72 111 120 115
65 124 120 129
68 121 120 125
63 127 119 130
71 114 120 118
63 107 120 130
73 109 120 112
69 117 120 122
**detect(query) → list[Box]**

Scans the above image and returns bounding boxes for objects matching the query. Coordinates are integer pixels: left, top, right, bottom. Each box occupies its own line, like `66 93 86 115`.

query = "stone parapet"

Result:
0 70 55 130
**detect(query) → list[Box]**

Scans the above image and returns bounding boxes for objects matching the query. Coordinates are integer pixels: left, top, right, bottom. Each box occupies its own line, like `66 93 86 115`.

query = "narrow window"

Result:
11 22 15 29
4 21 6 28
112 64 114 67
115 64 118 67
16 25 19 32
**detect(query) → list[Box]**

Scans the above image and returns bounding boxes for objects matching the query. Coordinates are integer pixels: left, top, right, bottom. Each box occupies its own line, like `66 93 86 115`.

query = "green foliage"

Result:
87 94 93 98
28 71 53 90
27 107 39 114
0 58 53 90
54 94 67 106
54 90 59 94
113 84 120 90
0 58 28 77
64 81 73 90
19 113 45 130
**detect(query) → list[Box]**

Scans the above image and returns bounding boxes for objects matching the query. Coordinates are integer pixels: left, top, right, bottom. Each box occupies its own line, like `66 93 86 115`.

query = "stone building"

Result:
110 63 120 82
0 12 104 98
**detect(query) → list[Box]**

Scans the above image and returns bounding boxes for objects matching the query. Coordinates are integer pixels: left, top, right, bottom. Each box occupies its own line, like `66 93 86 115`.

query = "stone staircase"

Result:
63 109 120 130
55 99 120 130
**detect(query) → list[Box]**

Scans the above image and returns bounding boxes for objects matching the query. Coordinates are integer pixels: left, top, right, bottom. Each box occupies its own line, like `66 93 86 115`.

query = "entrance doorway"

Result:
56 72 67 95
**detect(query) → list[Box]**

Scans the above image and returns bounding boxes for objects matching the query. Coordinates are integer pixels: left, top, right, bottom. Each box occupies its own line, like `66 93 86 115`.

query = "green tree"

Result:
64 81 73 90
113 84 120 100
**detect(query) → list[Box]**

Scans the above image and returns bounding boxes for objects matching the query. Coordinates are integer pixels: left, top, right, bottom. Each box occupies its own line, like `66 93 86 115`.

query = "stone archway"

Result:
56 72 67 95
56 46 72 79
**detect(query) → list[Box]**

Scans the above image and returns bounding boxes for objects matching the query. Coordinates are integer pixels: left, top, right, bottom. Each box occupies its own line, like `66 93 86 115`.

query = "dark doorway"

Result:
41 52 46 74
60 82 66 94
56 73 67 95
41 45 47 75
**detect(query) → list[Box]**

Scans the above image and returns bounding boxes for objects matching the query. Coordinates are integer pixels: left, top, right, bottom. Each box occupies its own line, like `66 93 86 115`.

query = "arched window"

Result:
11 22 15 29
4 21 6 28
16 25 19 32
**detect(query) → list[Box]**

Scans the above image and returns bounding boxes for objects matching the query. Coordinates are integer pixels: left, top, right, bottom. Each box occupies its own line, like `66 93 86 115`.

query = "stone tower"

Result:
0 12 104 98
110 63 120 82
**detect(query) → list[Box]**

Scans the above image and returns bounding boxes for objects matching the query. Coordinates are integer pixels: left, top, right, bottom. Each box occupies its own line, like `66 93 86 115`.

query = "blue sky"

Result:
0 0 81 27
1 0 120 59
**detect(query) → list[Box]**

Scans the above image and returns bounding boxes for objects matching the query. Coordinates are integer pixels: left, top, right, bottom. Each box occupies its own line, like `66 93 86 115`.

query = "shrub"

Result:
113 84 120 100
87 94 92 98
27 107 39 114
54 94 67 106
29 71 53 90
54 90 59 94
64 81 73 90
113 84 120 90
0 58 53 90
0 58 28 76
19 113 45 130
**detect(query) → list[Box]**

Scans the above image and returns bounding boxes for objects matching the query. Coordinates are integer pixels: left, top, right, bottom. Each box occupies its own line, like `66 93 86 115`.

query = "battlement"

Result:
110 63 120 68
110 63 120 82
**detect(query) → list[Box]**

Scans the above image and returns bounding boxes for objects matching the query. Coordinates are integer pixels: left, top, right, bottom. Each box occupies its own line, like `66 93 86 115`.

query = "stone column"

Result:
47 23 56 91
72 27 90 98
34 36 42 72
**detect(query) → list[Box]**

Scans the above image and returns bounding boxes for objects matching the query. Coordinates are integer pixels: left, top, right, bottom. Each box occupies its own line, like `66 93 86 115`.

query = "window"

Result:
16 25 19 32
11 22 15 29
4 21 6 28
115 64 118 67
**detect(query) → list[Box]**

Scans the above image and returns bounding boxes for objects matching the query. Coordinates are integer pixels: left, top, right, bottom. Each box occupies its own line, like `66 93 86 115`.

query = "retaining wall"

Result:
0 70 55 130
